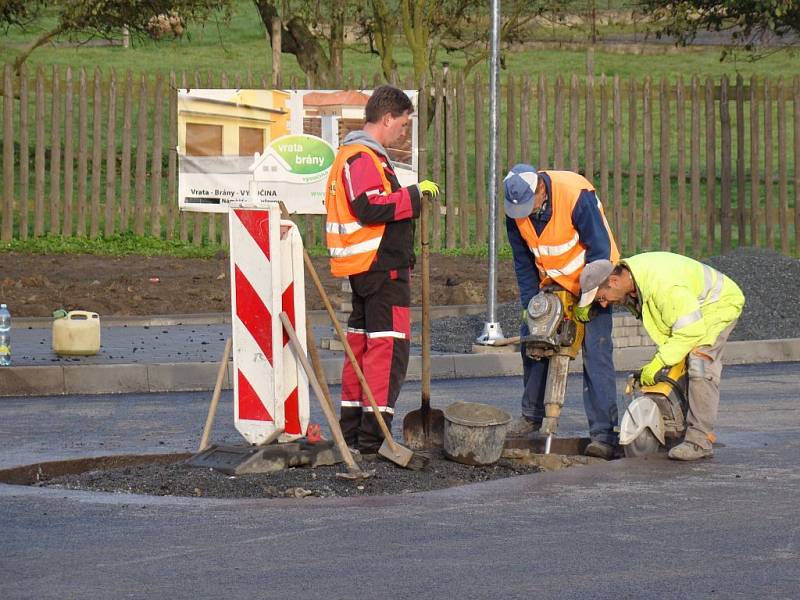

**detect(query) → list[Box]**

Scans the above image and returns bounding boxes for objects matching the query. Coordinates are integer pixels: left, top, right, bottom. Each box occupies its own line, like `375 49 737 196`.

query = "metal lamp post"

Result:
477 0 504 345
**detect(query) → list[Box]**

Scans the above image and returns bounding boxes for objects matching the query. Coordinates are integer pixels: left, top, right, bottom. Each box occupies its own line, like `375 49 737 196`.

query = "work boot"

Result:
506 416 541 436
584 440 615 460
668 441 713 461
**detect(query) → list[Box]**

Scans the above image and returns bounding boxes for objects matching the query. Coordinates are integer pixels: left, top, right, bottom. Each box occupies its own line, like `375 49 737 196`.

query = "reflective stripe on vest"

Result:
673 309 703 331
325 144 389 277
328 236 382 257
514 170 619 296
699 264 724 305
529 232 580 258
671 264 725 331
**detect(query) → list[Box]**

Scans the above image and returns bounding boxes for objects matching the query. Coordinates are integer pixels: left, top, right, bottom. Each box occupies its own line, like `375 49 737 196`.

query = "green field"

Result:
2 1 799 258
2 1 799 83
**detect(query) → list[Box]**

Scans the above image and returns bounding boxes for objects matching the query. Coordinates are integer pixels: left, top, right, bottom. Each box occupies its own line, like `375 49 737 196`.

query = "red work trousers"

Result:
340 268 411 453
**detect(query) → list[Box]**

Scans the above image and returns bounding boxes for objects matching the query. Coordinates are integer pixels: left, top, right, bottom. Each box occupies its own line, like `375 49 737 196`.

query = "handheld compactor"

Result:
521 287 584 453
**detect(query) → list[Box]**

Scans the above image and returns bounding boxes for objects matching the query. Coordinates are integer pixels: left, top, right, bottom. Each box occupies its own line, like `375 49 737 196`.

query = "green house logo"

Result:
269 135 335 175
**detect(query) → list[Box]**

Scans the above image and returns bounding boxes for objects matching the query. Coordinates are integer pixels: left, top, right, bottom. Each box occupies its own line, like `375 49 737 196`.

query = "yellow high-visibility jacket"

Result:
623 252 745 366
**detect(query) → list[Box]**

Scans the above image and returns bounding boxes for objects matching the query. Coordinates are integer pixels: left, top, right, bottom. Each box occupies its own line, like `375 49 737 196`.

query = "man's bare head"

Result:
363 85 414 147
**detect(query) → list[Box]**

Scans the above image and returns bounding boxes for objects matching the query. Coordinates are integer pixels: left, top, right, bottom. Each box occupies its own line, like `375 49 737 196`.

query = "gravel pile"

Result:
431 303 521 354
704 247 800 342
430 248 800 352
39 453 541 499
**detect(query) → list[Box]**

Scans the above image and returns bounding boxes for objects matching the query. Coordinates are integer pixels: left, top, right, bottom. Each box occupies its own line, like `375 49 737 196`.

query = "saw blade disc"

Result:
623 429 663 458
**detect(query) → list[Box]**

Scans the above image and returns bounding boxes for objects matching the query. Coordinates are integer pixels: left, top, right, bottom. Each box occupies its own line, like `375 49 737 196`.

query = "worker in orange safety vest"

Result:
325 85 440 454
504 164 621 459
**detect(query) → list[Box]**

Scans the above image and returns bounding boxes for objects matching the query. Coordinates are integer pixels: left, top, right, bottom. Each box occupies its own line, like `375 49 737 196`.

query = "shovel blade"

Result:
378 437 415 467
402 408 445 450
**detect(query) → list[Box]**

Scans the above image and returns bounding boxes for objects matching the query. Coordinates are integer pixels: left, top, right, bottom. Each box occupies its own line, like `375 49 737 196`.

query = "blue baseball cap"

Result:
503 164 539 219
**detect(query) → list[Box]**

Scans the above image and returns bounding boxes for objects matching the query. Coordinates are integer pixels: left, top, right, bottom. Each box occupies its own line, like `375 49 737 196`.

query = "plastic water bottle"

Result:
0 304 11 366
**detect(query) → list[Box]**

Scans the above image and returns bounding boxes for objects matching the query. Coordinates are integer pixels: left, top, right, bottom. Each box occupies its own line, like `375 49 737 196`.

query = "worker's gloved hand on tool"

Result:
639 355 665 386
418 180 441 198
573 304 592 322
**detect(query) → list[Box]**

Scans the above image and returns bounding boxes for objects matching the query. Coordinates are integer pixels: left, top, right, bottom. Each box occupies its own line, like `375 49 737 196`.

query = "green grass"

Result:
0 231 225 257
2 1 799 258
2 0 799 83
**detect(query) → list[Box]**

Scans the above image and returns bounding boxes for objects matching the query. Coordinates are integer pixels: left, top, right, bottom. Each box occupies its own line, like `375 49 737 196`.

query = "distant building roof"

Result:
303 91 370 107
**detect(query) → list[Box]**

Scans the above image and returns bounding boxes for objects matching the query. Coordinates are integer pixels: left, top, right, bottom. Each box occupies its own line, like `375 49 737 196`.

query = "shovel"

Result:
402 192 445 449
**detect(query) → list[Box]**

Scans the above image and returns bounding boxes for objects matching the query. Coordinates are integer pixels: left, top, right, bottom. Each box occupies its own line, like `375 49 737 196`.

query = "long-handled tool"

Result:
279 312 371 479
403 193 444 449
198 337 232 452
278 204 427 470
491 335 521 347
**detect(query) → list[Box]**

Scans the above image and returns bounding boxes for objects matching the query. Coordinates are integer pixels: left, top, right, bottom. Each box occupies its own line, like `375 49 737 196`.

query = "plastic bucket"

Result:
443 401 512 466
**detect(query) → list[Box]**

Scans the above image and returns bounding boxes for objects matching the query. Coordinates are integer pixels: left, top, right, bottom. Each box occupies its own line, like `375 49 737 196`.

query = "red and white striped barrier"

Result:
229 203 309 444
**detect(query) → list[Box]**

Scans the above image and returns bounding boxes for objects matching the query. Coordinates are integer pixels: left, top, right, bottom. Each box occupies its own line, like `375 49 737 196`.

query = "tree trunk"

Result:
271 17 281 87
329 3 345 86
285 17 333 87
252 0 334 87
371 0 396 84
400 0 431 86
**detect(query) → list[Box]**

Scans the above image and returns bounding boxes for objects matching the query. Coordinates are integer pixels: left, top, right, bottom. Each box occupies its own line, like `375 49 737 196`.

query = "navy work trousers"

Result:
520 304 619 445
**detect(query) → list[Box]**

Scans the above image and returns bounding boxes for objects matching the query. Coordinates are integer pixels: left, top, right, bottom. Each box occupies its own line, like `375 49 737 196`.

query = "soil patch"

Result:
33 451 542 498
5 247 796 345
0 252 519 317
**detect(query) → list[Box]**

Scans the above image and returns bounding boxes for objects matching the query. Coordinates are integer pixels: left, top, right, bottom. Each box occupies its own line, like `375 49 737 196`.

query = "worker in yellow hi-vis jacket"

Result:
578 252 745 461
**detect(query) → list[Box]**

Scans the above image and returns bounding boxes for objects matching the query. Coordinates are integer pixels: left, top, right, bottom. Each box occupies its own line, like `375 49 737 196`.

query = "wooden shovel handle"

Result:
278 204 399 454
198 337 232 452
279 312 362 474
301 249 398 450
306 321 335 414
421 193 431 410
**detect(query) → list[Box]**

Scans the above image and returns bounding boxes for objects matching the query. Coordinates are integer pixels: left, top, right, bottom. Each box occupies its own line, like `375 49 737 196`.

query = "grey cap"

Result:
578 259 615 307
503 164 539 219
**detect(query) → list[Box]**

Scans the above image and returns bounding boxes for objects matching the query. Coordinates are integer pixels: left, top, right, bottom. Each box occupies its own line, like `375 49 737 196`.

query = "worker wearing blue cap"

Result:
504 164 621 459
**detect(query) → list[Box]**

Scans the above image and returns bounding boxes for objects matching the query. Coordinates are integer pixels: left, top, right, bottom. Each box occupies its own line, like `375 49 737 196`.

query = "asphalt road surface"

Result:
1 363 799 599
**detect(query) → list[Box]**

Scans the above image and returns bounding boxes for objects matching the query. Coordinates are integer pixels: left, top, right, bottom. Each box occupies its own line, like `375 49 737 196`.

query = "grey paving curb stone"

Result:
0 338 798 397
15 305 486 330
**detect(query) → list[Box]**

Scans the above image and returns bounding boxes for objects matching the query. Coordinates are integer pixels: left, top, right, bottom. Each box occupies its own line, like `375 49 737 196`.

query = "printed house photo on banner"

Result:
177 88 419 215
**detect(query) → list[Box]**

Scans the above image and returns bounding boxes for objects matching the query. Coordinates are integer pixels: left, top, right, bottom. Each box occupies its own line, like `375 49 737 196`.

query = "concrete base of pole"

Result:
476 321 505 344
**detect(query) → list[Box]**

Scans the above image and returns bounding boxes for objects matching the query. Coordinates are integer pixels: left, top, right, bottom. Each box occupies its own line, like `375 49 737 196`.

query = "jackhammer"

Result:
521 287 584 454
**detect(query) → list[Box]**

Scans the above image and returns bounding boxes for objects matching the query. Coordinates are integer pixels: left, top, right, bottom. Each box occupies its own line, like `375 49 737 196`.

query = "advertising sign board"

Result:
177 88 419 215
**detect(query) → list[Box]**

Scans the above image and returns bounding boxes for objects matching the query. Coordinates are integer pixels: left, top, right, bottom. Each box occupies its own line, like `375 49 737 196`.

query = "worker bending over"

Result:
504 164 620 460
578 252 745 461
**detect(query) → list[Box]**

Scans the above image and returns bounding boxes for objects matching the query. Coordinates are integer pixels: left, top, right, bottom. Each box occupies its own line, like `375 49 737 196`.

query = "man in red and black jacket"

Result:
325 85 440 453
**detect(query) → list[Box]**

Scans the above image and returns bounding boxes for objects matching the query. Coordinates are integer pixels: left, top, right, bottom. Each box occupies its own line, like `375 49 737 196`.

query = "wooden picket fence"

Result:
1 63 799 257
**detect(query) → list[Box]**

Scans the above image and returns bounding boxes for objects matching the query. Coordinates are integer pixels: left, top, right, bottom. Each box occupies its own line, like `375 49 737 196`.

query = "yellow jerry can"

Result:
52 310 101 356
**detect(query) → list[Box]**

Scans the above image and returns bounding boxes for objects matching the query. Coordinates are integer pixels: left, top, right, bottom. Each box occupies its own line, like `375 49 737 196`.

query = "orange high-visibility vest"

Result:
325 144 391 277
514 170 620 296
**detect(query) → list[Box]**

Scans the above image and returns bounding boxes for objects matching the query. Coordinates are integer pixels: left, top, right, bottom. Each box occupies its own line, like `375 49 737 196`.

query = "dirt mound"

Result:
0 252 519 317
38 452 541 498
